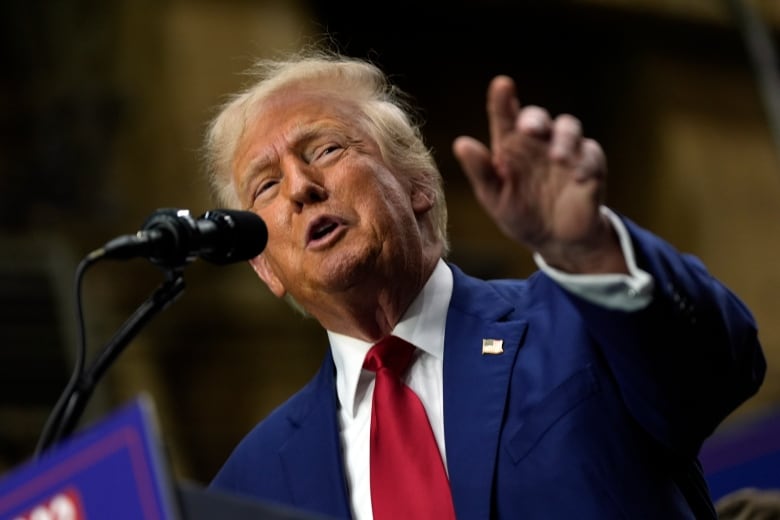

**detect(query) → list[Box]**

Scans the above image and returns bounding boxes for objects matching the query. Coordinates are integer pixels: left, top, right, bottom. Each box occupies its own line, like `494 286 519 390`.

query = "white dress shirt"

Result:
328 207 653 520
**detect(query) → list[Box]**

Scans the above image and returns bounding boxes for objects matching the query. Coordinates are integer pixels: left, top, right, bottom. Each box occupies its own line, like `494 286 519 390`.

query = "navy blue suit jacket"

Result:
210 217 764 519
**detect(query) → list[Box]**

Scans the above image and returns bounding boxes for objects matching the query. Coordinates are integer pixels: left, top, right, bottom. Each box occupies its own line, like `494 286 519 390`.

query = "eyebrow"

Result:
236 122 351 205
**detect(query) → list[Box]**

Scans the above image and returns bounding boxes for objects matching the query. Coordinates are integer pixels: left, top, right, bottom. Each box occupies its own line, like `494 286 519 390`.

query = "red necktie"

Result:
363 335 456 520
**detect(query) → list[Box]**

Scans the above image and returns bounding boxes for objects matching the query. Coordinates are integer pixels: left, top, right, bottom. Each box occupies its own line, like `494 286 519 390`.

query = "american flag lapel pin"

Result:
482 338 504 355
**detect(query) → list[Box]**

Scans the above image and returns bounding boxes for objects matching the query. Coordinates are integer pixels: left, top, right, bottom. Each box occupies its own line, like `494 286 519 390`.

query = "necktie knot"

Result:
363 335 416 378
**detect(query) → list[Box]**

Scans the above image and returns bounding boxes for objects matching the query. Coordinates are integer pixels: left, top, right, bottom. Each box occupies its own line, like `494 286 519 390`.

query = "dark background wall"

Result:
1 0 779 486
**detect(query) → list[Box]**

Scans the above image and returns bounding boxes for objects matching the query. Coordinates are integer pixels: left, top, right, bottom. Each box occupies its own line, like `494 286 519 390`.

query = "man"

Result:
203 49 765 519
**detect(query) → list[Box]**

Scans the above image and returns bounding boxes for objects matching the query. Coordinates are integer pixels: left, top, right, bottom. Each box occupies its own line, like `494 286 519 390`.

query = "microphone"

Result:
101 208 268 268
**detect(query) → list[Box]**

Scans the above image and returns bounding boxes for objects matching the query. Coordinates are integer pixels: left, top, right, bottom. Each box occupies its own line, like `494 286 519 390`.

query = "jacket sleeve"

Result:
555 214 765 458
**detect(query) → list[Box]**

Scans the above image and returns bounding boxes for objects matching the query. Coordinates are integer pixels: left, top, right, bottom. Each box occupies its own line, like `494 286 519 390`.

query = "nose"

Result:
282 158 327 210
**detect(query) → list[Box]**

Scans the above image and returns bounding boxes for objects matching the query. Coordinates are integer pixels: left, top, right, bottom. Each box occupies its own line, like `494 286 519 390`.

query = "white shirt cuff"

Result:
533 207 654 311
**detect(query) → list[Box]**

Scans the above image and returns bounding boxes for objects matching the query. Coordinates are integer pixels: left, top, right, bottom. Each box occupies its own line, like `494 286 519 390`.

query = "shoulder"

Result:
209 391 302 492
447 261 558 311
210 357 335 492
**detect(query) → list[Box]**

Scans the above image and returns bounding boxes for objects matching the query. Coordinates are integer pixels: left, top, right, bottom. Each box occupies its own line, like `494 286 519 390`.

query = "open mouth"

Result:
306 216 344 248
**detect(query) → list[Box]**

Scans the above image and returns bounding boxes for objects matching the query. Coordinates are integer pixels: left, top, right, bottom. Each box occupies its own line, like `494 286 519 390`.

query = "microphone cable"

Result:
34 249 104 458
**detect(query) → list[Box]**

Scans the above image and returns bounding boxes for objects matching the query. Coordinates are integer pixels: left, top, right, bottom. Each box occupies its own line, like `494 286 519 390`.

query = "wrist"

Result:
536 214 629 275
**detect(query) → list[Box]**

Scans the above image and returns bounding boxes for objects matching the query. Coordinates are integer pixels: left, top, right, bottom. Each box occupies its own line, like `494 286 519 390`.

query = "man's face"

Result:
231 88 434 315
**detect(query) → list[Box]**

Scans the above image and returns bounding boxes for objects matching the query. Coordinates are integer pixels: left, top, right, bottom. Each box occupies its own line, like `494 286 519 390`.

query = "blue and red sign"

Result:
0 396 179 520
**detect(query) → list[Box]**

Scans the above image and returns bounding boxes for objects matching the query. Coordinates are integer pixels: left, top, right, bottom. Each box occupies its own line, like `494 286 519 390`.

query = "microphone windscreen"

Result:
200 209 268 264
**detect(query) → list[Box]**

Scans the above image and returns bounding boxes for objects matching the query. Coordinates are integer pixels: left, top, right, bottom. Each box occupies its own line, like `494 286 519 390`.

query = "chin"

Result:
313 245 382 292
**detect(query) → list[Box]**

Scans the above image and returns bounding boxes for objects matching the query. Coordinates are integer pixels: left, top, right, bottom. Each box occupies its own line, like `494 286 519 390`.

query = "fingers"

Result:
462 74 605 194
517 105 552 138
486 76 553 149
487 76 520 153
547 115 606 184
579 138 607 182
486 75 584 158
550 114 582 163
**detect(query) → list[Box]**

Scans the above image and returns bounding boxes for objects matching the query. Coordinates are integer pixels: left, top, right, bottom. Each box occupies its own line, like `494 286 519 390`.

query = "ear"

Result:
248 254 287 298
410 184 434 217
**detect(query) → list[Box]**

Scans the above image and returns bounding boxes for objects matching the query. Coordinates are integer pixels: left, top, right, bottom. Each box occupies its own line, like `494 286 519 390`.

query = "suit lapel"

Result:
278 350 352 519
274 266 528 520
443 265 528 520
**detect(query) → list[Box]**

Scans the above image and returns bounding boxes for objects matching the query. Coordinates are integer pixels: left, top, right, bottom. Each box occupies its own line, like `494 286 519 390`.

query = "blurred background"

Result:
1 0 779 493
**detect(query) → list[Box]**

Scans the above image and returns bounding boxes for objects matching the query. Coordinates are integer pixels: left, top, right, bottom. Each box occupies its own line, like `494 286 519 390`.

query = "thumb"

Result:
453 136 499 193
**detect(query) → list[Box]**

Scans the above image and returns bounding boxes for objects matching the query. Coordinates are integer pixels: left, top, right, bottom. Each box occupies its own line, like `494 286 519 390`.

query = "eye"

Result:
253 178 279 202
315 143 342 161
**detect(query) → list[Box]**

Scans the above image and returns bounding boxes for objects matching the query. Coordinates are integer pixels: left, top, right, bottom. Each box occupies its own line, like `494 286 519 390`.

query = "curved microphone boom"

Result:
100 208 267 268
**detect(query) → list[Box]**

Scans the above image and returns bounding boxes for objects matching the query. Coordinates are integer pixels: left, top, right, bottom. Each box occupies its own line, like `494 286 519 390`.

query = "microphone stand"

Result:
34 207 266 459
35 267 186 457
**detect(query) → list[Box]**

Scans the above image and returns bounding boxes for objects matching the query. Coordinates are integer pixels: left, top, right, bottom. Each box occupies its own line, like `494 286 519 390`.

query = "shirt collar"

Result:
328 259 454 418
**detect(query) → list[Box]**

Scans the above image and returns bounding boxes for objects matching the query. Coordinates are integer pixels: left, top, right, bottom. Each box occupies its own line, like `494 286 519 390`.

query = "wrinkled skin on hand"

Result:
453 75 626 275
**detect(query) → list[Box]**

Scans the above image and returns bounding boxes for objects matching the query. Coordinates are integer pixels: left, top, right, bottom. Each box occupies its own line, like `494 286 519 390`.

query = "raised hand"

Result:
452 75 626 274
